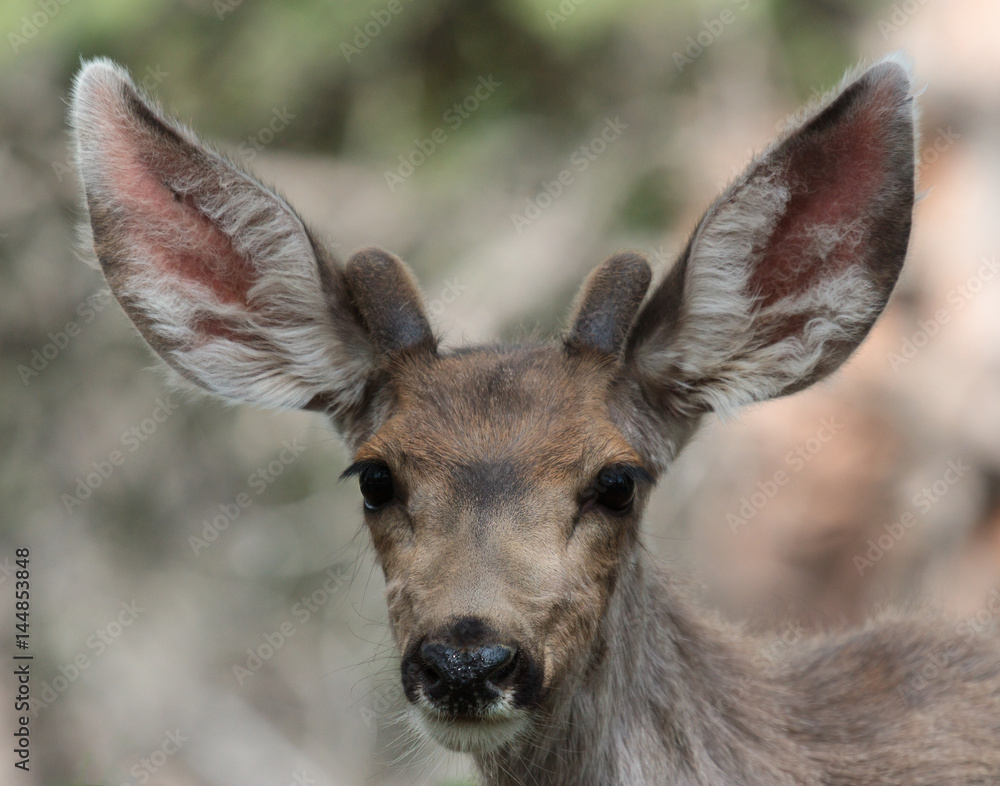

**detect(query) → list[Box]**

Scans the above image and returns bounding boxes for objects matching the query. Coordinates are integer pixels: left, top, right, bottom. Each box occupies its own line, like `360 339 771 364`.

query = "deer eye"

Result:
358 463 394 510
591 467 636 513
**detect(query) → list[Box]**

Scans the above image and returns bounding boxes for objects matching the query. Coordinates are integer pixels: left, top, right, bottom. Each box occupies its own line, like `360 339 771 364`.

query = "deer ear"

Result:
567 252 652 355
626 58 915 418
71 59 434 430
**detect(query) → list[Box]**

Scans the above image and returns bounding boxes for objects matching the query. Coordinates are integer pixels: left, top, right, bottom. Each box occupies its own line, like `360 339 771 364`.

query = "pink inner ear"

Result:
750 82 895 308
107 138 258 309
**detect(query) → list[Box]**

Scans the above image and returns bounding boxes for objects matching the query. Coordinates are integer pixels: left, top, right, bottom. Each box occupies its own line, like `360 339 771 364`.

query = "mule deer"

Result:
71 57 1000 785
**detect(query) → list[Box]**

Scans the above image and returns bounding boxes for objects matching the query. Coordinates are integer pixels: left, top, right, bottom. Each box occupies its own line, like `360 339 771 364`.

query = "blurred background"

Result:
2 0 1000 783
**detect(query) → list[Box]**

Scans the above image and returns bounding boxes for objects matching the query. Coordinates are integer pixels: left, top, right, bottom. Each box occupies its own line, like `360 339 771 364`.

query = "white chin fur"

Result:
414 708 527 754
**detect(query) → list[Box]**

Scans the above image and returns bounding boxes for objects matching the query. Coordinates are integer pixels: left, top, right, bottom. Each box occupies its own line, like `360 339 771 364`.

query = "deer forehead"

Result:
356 346 644 487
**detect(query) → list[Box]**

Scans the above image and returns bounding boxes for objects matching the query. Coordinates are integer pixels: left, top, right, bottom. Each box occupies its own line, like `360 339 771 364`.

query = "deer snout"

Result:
401 618 541 718
404 640 519 715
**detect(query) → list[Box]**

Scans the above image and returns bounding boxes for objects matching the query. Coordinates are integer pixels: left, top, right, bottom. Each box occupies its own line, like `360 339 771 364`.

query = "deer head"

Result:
71 58 914 755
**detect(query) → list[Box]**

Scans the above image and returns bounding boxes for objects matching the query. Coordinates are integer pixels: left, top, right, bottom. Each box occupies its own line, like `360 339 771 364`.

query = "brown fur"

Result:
344 247 437 356
70 56 1000 785
567 252 652 354
359 347 644 692
355 345 1000 785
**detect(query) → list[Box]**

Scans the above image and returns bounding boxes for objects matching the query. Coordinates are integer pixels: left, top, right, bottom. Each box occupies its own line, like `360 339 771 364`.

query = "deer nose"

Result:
405 640 519 715
420 642 516 689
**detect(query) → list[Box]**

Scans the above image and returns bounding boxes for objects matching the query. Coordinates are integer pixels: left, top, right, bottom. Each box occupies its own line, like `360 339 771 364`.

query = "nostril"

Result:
477 644 517 683
489 647 519 685
417 649 443 686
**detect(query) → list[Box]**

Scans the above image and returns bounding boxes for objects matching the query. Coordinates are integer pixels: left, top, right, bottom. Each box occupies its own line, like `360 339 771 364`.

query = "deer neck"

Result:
475 552 812 786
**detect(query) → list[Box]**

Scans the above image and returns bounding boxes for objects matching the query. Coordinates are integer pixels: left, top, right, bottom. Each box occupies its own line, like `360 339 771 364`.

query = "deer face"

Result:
349 348 653 751
71 58 914 757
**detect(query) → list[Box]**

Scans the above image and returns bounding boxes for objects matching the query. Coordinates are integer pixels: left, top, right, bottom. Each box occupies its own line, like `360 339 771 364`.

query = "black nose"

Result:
420 641 516 689
402 637 520 716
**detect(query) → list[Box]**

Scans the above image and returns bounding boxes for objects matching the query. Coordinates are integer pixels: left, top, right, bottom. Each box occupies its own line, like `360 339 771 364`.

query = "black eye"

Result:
592 467 636 513
358 463 394 510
